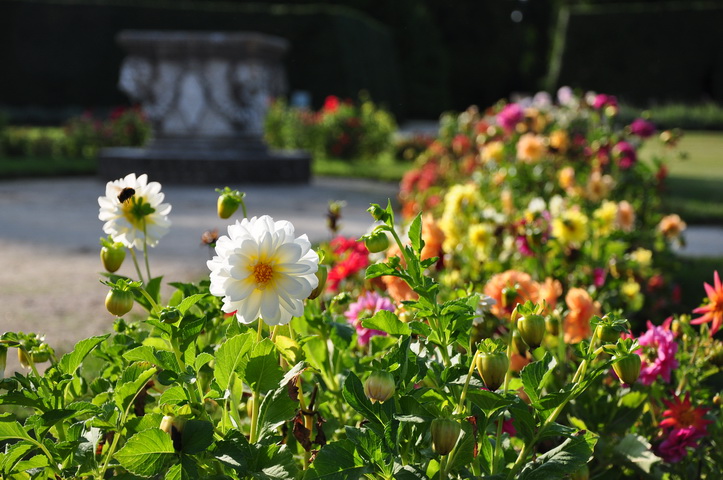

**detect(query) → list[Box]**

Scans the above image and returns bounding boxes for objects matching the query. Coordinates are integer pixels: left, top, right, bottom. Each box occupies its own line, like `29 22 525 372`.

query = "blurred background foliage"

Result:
2 0 723 124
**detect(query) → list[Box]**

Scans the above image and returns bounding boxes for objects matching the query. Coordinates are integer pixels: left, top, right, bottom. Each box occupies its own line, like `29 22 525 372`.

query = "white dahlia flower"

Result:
208 215 319 326
98 173 172 249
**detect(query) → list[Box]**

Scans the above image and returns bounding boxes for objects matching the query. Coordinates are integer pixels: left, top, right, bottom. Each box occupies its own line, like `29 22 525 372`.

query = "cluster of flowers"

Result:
398 88 687 327
264 93 397 160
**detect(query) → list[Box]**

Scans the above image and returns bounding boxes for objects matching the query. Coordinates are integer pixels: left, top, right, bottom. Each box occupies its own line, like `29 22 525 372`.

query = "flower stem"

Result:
454 350 478 415
256 320 264 343
249 389 260 443
128 248 145 284
142 220 152 281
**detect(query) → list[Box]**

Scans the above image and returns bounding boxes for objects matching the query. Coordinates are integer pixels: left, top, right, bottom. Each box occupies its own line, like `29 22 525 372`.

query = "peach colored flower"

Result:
549 130 569 153
484 270 540 319
658 214 687 239
691 271 723 336
539 277 562 313
564 288 600 343
585 170 615 202
616 200 635 232
558 166 576 191
421 214 445 261
516 133 546 163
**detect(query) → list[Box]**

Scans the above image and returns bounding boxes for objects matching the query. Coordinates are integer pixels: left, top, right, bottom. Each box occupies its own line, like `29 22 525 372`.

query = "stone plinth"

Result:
99 30 310 184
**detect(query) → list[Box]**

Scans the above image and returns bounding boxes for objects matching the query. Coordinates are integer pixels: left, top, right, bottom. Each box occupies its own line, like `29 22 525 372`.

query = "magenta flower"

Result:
515 236 534 257
636 319 678 385
592 93 617 110
344 291 394 346
630 118 656 138
593 268 607 288
497 103 524 132
614 141 637 169
655 427 702 463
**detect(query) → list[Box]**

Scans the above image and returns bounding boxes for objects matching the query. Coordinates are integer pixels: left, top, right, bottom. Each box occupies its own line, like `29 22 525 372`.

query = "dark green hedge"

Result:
549 3 723 105
0 1 405 122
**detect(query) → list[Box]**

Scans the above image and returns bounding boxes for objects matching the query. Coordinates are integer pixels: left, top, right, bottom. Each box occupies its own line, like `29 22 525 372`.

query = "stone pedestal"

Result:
99 30 310 184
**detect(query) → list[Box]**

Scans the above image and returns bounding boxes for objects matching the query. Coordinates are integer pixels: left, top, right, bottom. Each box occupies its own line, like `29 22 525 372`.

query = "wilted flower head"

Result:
98 173 172 249
635 319 679 385
207 215 319 326
344 291 393 346
691 271 723 336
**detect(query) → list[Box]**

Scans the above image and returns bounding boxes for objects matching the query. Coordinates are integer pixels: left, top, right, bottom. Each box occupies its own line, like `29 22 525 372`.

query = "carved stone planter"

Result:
99 30 310 184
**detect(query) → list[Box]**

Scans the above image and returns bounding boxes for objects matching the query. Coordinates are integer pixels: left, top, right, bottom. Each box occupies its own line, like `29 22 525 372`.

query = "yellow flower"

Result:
481 141 505 163
552 209 589 246
549 130 569 153
468 223 494 260
629 248 652 268
593 201 618 235
558 166 576 190
516 133 546 163
621 278 641 300
439 215 462 253
443 183 480 216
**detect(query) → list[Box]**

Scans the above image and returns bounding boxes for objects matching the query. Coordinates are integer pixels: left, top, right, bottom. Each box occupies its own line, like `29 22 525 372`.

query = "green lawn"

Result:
312 152 409 182
641 131 723 224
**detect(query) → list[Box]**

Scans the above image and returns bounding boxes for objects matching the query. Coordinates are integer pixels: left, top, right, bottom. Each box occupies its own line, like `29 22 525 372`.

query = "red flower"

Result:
659 393 712 436
322 95 340 113
691 271 723 335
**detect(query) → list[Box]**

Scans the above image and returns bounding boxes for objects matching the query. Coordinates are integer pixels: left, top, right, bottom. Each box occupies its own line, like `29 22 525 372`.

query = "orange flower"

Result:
558 166 576 191
539 277 562 313
616 200 635 232
658 214 687 239
549 130 569 153
564 288 600 343
516 133 546 163
421 214 445 261
691 271 723 336
484 270 540 319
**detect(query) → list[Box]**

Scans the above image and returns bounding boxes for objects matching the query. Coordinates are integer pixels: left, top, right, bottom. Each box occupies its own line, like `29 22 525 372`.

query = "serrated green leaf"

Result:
114 362 157 414
361 310 411 336
304 439 369 479
0 418 31 442
194 352 214 371
58 335 109 376
181 420 214 454
214 332 254 394
518 431 597 480
243 339 283 393
258 385 298 440
521 352 557 405
114 428 175 477
159 385 189 406
176 294 207 314
365 263 399 280
1 441 34 475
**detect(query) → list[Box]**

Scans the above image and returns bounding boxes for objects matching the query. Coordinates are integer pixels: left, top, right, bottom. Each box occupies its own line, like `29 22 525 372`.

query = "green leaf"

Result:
181 420 214 455
614 434 660 474
342 373 379 425
58 335 110 376
176 294 207 315
14 454 48 472
258 385 298 440
408 212 424 255
114 362 157 414
0 418 31 442
1 441 34 475
159 385 189 406
302 337 335 389
365 263 399 280
115 428 175 477
304 439 370 479
361 310 411 336
243 338 284 394
518 431 597 480
194 352 214 371
214 332 254 394
123 346 178 371
521 352 557 405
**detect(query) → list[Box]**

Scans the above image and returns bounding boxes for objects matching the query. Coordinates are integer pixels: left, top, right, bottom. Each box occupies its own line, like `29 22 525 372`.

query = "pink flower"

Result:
515 236 534 257
635 320 678 385
344 291 394 346
593 268 607 288
497 103 524 132
630 118 656 138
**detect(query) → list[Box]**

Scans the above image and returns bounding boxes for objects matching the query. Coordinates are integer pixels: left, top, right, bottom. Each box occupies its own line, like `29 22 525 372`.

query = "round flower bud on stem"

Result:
308 264 328 300
100 236 126 273
362 229 390 253
105 288 134 317
216 187 245 219
364 371 395 404
431 418 461 455
517 314 545 349
613 353 641 385
476 351 509 391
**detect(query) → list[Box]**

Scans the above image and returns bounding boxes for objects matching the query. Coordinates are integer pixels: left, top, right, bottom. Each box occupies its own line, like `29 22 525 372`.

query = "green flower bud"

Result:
613 353 641 385
517 314 545 349
512 330 528 355
598 325 620 344
308 264 328 300
545 316 559 336
100 237 126 273
215 187 244 219
105 289 134 317
431 418 461 455
159 307 181 324
476 351 509 391
364 371 395 404
363 230 390 253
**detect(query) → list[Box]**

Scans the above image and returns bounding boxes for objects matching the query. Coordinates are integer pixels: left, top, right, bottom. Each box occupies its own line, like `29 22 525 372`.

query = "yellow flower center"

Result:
252 263 274 289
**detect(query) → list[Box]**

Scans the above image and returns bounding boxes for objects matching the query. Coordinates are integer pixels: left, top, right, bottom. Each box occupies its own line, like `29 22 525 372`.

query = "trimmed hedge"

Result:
0 1 403 121
549 3 723 105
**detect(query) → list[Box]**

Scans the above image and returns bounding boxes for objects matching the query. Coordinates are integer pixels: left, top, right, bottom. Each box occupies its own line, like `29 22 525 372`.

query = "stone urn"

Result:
99 30 310 184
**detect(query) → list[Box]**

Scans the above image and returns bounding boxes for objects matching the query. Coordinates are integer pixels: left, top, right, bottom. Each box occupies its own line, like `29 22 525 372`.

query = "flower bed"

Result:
0 92 721 478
